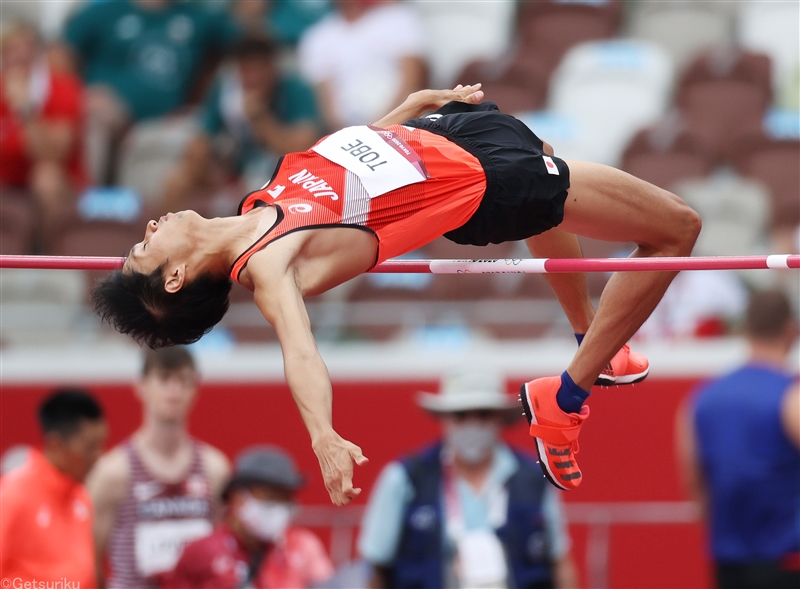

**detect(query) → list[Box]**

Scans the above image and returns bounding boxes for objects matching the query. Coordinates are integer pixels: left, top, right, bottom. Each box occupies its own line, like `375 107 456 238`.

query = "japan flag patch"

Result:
542 155 560 175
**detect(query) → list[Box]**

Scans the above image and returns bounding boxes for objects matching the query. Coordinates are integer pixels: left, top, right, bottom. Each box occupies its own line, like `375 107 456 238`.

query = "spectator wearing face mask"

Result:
166 446 334 589
358 368 578 589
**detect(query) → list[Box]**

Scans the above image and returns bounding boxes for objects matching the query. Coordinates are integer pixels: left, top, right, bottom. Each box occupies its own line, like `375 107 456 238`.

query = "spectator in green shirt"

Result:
230 0 332 47
161 35 320 215
58 0 240 184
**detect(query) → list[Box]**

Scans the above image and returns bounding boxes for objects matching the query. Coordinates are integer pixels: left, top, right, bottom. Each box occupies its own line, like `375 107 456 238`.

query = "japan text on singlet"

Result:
231 124 486 282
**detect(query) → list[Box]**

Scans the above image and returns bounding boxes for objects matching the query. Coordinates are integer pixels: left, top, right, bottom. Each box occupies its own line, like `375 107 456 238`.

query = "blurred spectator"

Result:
0 389 107 588
230 0 332 47
358 368 578 589
0 22 87 252
637 270 749 341
298 0 426 130
677 290 800 589
58 0 240 184
167 445 334 589
87 346 231 589
0 0 83 42
162 34 320 210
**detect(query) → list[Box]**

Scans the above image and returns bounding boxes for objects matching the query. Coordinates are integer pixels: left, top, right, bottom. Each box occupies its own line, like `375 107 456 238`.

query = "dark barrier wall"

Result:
1 377 712 588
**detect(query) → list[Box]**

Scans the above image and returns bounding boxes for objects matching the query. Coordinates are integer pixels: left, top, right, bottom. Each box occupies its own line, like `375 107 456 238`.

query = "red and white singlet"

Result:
231 124 486 282
107 440 214 589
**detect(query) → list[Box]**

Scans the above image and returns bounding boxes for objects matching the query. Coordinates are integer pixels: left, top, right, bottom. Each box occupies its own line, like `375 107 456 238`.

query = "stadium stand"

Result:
547 39 674 166
411 0 517 89
730 134 800 229
627 0 736 73
2 0 798 345
620 115 716 190
676 48 772 159
738 0 800 96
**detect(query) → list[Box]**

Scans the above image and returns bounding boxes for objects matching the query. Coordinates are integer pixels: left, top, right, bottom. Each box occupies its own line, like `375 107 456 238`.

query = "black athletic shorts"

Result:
404 101 570 246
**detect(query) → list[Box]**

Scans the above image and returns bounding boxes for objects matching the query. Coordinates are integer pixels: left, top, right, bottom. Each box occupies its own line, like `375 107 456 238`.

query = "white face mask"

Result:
236 493 294 543
446 422 499 464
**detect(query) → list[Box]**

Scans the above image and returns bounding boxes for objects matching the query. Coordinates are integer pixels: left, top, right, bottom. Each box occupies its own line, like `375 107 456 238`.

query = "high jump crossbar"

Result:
0 254 797 273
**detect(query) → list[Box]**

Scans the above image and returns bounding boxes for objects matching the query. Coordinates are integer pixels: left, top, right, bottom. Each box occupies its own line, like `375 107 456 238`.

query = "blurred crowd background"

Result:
1 0 798 350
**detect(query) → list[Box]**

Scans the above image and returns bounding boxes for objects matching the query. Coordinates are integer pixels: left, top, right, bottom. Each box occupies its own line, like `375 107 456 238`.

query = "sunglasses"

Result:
447 409 497 421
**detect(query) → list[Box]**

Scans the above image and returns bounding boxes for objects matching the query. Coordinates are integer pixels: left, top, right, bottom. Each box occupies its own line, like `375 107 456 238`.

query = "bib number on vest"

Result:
312 126 429 198
135 519 213 577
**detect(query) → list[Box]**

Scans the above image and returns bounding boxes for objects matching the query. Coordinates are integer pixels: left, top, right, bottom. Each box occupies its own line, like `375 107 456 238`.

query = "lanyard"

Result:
442 452 509 541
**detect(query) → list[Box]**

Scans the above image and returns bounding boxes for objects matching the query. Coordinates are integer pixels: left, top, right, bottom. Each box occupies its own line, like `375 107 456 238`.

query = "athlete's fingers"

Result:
344 486 362 501
349 443 369 466
465 90 484 103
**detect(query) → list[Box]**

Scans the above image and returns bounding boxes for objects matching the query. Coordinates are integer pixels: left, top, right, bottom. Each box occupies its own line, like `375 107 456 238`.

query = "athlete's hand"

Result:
409 83 485 113
312 430 369 506
373 84 485 128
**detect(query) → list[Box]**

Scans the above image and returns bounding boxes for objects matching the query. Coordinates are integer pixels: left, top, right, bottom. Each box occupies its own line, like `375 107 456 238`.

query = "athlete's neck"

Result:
193 212 266 277
749 337 793 370
136 417 190 458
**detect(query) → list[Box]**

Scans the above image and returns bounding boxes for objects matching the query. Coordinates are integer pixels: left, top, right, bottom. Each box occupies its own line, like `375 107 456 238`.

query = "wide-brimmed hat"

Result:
224 445 305 498
417 368 520 419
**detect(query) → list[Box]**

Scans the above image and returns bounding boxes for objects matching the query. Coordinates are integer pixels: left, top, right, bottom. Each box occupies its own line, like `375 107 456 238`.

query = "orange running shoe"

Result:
595 344 650 387
520 376 589 490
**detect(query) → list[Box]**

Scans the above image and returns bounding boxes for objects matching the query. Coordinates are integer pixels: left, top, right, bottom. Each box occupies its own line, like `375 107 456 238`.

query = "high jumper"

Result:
92 84 702 504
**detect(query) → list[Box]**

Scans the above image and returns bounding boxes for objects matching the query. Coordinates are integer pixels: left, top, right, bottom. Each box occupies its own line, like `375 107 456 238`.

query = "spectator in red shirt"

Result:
167 446 334 589
0 389 108 588
0 21 86 252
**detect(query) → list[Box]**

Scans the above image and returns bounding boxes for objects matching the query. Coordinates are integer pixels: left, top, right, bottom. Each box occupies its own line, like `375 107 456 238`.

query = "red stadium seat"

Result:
621 118 716 190
730 134 800 228
676 48 772 158
518 0 623 79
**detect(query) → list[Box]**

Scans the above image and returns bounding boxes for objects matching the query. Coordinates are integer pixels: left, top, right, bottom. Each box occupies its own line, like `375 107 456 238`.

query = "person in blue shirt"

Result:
678 289 800 589
358 367 579 589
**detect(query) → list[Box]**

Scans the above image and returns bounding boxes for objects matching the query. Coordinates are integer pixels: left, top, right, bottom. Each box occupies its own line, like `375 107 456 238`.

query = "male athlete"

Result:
88 347 230 587
94 85 701 504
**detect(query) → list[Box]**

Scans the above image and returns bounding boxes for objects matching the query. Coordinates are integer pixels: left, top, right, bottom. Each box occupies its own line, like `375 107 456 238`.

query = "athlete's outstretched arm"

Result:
253 268 368 506
372 84 485 128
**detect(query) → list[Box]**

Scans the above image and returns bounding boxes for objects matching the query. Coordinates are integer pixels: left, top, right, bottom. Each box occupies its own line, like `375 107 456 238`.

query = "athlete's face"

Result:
124 211 200 287
137 366 199 423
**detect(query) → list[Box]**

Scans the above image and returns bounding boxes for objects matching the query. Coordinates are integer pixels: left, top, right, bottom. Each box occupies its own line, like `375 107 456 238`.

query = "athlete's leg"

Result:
557 160 702 389
525 230 595 334
521 160 700 490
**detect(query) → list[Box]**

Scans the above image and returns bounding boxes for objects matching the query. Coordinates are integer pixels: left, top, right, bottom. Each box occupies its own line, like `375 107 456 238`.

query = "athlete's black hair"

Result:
39 389 104 438
92 266 232 349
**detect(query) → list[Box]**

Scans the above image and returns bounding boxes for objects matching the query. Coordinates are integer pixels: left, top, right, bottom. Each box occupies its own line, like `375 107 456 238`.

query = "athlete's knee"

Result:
663 195 702 255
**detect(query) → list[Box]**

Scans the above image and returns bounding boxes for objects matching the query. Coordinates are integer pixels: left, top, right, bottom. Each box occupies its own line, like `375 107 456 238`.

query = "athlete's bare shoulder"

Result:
245 227 378 299
199 444 231 500
87 445 130 503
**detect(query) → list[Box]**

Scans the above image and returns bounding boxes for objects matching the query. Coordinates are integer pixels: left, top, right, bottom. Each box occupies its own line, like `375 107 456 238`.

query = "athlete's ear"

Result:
164 264 186 294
